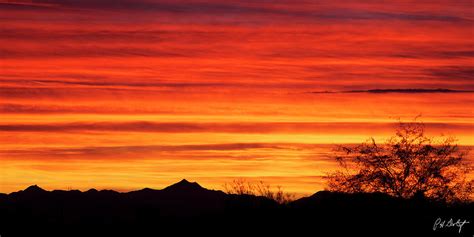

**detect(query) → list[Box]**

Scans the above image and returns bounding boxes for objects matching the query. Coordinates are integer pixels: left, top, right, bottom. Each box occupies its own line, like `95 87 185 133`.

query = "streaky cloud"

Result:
0 121 471 133
0 143 309 156
429 66 474 80
348 88 474 94
1 0 471 23
310 88 474 94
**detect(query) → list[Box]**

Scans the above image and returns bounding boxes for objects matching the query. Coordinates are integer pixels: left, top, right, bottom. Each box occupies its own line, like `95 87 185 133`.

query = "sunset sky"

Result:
0 0 473 195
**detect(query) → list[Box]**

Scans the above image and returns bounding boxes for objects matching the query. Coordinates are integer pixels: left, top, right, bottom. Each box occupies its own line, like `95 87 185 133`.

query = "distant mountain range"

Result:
0 179 472 237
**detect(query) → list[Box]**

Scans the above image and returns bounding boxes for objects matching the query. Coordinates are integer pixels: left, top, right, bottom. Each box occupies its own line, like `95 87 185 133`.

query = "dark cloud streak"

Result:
0 121 471 133
1 0 471 23
0 143 293 156
310 88 474 94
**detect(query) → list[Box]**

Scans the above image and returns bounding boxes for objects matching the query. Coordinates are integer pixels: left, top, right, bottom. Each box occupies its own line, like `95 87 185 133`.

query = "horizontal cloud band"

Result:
0 121 470 134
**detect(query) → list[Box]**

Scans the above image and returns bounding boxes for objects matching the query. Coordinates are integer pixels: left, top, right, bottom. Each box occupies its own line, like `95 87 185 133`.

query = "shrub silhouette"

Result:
223 179 294 204
326 120 473 203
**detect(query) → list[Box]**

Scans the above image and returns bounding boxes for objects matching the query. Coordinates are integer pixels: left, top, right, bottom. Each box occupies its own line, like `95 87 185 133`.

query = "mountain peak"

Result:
178 179 192 184
24 185 46 193
163 179 203 192
85 188 98 193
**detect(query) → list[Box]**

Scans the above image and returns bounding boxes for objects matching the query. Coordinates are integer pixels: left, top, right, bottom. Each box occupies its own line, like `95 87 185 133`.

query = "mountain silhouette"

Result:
0 180 472 237
163 179 202 191
23 184 46 193
9 184 47 196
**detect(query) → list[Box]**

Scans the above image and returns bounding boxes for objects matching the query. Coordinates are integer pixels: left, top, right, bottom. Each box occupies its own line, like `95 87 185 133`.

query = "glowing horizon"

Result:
1 0 473 195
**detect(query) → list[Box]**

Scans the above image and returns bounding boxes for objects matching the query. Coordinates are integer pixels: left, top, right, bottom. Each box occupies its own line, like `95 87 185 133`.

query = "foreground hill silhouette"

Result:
0 180 472 237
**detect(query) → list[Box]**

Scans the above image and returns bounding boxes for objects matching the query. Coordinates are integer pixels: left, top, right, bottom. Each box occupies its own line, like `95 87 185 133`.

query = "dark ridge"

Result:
290 190 401 208
162 179 204 192
130 187 156 192
0 181 472 237
85 188 98 193
22 184 46 193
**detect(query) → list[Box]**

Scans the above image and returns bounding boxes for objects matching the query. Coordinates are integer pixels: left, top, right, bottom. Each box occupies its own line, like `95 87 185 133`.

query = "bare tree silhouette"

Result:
223 179 295 204
326 119 473 203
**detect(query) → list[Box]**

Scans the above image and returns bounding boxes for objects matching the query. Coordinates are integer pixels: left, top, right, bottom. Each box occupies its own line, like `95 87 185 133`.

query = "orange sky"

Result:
0 0 473 195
